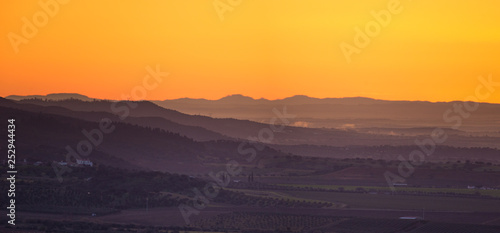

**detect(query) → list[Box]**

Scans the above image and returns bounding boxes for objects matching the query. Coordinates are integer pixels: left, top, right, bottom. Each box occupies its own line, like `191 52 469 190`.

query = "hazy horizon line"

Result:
4 92 500 104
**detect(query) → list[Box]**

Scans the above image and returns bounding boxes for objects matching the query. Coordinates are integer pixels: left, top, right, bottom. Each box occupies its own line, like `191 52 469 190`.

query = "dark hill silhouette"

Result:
0 98 228 141
1 97 498 163
0 103 290 173
9 98 416 147
9 94 500 132
5 97 499 149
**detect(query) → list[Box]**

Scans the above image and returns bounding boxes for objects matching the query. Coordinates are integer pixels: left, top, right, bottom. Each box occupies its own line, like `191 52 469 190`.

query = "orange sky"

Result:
1 0 499 102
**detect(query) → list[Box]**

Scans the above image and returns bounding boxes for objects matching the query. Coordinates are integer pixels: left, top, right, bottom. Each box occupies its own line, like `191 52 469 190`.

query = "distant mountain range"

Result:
6 93 93 101
8 96 500 148
153 95 500 132
8 93 500 132
1 95 499 171
6 93 384 104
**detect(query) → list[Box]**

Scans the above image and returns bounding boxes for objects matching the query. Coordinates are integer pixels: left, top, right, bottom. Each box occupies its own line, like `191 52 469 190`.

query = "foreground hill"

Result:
10 97 500 149
0 104 288 173
0 98 228 141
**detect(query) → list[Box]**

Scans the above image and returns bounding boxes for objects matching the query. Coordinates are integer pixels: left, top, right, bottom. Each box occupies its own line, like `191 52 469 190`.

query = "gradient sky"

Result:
1 0 499 102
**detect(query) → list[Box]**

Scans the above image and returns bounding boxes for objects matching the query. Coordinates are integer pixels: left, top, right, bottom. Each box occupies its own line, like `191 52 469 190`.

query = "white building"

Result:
58 161 68 166
76 159 93 167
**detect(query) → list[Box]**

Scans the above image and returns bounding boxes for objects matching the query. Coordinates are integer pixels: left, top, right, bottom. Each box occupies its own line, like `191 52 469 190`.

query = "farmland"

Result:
223 187 500 212
3 151 500 232
277 184 500 198
10 210 500 233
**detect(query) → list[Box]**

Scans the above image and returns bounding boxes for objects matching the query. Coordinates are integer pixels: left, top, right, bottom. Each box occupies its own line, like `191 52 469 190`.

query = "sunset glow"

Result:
1 0 499 102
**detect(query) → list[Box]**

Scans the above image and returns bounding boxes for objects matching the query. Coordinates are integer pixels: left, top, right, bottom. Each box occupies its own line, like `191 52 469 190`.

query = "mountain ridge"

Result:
8 93 500 105
5 97 500 149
